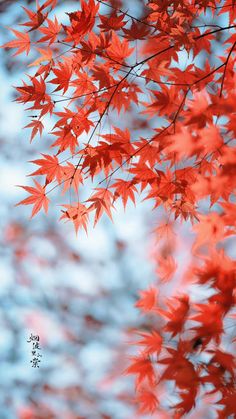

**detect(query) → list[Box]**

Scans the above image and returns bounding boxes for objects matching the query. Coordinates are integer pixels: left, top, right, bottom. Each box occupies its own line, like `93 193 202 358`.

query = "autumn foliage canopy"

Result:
2 0 236 416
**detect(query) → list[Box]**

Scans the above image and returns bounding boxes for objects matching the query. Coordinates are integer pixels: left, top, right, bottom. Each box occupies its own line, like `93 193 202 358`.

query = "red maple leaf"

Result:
125 356 156 387
38 17 61 44
60 203 89 234
136 388 159 414
29 153 62 184
2 29 30 56
50 61 72 93
135 287 158 313
24 119 44 142
111 179 138 209
160 295 190 337
135 331 162 355
16 180 49 218
87 188 115 226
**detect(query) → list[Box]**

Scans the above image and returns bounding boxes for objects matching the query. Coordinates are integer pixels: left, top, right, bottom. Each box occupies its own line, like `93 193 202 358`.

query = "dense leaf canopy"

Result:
2 0 236 416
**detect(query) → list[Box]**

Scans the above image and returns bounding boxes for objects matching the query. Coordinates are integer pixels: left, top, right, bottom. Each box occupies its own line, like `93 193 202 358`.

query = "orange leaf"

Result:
2 29 30 56
16 180 49 218
29 153 62 183
125 356 156 387
60 203 89 234
24 119 44 142
135 330 162 355
135 287 158 313
87 188 114 226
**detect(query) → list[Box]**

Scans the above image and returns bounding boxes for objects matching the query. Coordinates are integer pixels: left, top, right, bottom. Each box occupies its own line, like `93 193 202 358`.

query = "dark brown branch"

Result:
196 24 236 39
219 41 236 97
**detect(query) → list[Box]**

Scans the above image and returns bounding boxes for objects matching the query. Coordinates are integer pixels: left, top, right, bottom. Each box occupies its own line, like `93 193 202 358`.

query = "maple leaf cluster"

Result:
127 229 236 416
2 0 236 416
